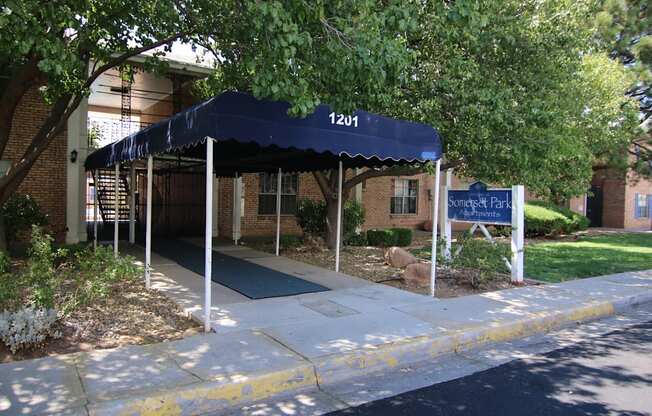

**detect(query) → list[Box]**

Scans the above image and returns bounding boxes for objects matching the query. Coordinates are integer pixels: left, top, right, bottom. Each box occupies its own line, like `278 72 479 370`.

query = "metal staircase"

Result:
93 168 130 222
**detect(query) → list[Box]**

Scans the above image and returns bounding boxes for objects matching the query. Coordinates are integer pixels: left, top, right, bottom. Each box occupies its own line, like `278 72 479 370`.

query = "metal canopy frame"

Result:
89 92 444 333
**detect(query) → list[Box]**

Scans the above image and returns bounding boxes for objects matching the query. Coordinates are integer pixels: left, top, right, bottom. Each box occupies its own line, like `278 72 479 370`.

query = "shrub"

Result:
343 200 365 239
366 228 413 247
296 199 327 236
344 232 367 246
0 251 9 274
367 229 396 246
391 228 413 246
295 199 365 238
66 245 140 312
451 233 511 288
525 201 589 237
279 235 302 249
1 194 48 243
0 306 60 353
25 226 64 310
0 273 21 312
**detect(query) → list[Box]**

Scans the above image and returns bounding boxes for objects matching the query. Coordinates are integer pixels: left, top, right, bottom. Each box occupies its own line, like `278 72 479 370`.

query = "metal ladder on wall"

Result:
93 168 130 222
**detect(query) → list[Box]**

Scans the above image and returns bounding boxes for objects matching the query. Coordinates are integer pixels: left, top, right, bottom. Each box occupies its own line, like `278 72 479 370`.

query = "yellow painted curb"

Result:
88 365 316 416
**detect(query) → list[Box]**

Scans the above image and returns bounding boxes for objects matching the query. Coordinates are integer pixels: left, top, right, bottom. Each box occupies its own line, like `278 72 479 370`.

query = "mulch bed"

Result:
246 239 535 299
0 279 201 363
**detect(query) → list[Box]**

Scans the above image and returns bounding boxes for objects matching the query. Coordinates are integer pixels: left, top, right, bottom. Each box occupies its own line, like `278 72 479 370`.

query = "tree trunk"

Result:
325 196 339 249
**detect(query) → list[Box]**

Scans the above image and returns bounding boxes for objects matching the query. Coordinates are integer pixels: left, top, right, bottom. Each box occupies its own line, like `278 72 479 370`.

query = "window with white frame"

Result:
634 193 650 218
258 173 299 215
391 179 418 214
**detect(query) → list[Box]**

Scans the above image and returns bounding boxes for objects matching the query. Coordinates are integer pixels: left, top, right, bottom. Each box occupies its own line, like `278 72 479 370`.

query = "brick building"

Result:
588 164 652 230
4 55 650 245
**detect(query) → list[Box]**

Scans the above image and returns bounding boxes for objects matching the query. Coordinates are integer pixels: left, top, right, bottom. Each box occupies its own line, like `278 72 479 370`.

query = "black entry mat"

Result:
153 239 329 299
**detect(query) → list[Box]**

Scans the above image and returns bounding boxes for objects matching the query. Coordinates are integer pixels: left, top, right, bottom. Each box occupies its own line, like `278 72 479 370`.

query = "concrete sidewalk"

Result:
1 270 651 415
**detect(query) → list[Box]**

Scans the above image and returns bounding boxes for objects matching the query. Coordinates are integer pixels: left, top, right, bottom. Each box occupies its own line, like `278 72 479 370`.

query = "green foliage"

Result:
594 0 651 121
343 200 365 239
0 251 9 274
25 226 64 309
344 232 368 247
1 194 47 242
366 228 412 247
0 227 141 317
526 233 652 282
0 0 416 117
0 250 20 311
391 228 413 246
197 1 418 115
296 199 365 238
525 201 590 237
366 229 396 247
380 0 639 201
62 245 140 313
279 235 302 250
451 234 511 288
296 199 327 236
411 235 510 288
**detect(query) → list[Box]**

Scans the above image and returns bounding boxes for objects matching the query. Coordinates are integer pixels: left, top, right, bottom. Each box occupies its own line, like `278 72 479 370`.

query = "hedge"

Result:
391 228 413 246
366 228 413 247
525 201 589 237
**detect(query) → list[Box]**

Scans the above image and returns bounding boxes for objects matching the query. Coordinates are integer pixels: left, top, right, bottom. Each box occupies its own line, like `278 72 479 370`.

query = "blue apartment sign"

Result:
448 182 512 225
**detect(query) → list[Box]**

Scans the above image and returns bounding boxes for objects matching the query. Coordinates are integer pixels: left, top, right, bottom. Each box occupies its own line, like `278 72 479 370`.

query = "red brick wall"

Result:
216 171 436 238
624 171 652 230
592 169 626 228
362 173 435 230
217 172 323 238
5 88 67 242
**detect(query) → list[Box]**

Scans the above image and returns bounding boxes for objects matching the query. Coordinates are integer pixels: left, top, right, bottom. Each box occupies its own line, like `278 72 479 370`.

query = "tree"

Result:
200 0 640 248
0 0 416 249
382 0 640 201
595 0 652 176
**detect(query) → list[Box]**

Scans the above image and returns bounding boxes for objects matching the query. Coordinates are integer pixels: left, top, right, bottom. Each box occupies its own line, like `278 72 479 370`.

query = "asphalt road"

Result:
328 320 652 416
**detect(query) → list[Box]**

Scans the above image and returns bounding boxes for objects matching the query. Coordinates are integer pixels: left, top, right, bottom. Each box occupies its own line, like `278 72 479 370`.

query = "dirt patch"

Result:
0 279 201 363
246 239 535 298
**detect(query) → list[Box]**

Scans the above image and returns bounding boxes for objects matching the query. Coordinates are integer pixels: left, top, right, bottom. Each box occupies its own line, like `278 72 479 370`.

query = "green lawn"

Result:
525 233 652 283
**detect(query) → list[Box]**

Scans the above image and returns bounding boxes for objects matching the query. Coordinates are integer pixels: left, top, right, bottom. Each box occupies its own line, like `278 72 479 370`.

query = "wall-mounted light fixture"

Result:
70 149 78 163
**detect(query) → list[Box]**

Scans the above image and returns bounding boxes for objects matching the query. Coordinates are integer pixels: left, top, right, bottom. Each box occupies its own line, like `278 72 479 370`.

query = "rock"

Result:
384 247 418 268
403 263 432 287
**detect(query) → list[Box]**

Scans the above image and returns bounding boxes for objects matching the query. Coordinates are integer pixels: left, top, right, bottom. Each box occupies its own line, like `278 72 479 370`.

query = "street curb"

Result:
312 294 652 386
85 291 652 415
86 362 316 416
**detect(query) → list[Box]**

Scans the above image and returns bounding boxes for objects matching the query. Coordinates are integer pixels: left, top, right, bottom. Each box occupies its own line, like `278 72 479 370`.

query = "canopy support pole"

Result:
145 156 152 289
204 138 214 333
233 172 240 245
114 164 119 258
335 160 343 272
93 170 98 250
275 168 282 256
129 163 136 244
430 159 442 297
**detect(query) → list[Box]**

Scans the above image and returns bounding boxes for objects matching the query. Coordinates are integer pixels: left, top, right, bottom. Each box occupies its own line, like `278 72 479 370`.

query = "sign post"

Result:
511 185 525 283
445 181 524 283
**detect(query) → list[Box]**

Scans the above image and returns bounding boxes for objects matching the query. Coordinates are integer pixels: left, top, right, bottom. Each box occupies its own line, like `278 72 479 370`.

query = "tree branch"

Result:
83 32 187 91
312 171 332 200
342 160 461 192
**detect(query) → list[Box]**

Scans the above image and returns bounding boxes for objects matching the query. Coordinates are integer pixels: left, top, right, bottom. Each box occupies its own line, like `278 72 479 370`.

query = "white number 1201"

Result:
329 112 358 128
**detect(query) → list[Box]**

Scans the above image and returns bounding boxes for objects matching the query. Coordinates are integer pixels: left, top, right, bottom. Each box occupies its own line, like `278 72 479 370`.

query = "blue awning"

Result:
85 91 442 173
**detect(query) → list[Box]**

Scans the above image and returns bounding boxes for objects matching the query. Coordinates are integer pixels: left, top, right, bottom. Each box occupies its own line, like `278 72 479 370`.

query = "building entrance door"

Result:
586 186 603 227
